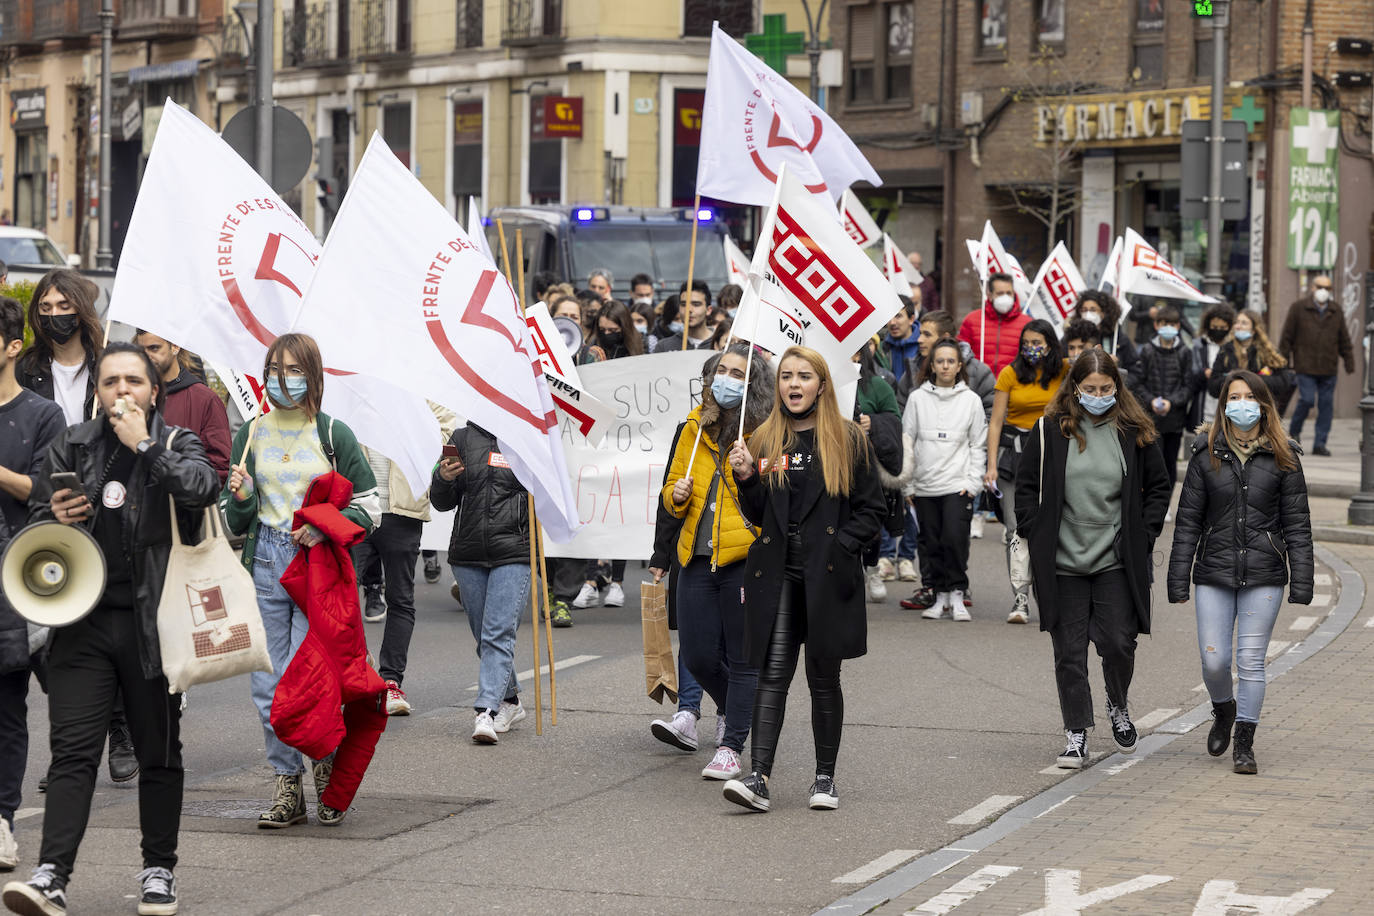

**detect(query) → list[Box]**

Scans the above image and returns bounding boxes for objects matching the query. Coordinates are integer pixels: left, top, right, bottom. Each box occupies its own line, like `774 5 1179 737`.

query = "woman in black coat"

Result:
1016 350 1171 770
719 346 886 813
1168 370 1313 775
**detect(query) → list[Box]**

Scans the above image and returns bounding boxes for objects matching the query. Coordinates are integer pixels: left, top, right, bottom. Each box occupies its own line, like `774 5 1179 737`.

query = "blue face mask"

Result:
266 376 309 408
669 321 684 335
710 375 745 409
1156 325 1180 341
1225 399 1262 430
1234 329 1253 342
1078 392 1116 416
727 308 738 320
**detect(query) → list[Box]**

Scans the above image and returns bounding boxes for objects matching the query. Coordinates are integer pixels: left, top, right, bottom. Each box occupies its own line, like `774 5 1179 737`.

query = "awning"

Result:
128 59 200 85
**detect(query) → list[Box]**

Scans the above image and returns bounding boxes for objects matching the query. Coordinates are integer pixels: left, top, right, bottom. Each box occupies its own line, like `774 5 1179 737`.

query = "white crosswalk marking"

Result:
465 654 600 691
832 849 924 884
948 795 1021 825
1309 593 1331 607
1132 708 1181 730
904 865 1021 915
1288 616 1319 631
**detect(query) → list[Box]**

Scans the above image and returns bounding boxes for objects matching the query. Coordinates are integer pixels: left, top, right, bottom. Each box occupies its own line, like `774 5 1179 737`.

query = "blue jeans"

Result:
1289 373 1337 449
250 525 308 775
880 508 917 562
677 655 703 715
453 564 529 713
677 560 756 752
1195 584 1284 723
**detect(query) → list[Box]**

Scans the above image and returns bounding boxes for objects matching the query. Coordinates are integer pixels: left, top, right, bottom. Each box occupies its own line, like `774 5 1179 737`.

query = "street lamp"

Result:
798 0 829 103
235 2 258 107
96 0 113 269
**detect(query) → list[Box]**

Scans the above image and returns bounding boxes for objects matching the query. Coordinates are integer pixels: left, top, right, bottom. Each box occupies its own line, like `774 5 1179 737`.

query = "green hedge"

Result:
2 280 36 348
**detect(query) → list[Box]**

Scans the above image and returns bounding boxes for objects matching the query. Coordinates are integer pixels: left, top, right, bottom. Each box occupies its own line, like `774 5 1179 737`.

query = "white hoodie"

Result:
902 380 988 498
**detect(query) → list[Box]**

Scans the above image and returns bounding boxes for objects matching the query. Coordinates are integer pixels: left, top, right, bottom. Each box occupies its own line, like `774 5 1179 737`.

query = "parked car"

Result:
0 226 115 315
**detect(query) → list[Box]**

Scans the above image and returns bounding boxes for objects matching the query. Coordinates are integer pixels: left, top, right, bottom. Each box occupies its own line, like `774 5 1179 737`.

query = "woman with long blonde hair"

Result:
1205 309 1291 408
719 347 886 813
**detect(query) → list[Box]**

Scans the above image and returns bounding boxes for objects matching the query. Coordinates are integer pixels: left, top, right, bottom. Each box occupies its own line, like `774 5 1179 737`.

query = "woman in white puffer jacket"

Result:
902 338 988 620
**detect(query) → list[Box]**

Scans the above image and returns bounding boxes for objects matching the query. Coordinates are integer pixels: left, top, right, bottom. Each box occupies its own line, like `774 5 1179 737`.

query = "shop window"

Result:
886 3 913 100
978 0 1008 55
528 95 561 204
848 2 912 105
383 101 411 169
683 0 753 38
1035 0 1065 50
1195 37 1214 80
453 100 483 205
14 131 47 231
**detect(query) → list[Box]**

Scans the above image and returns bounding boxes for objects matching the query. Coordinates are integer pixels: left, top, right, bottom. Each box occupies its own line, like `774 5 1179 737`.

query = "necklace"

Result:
275 418 310 463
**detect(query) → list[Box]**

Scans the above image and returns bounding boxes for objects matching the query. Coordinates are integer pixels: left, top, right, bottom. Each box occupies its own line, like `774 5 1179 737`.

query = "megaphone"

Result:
553 316 584 354
0 522 106 627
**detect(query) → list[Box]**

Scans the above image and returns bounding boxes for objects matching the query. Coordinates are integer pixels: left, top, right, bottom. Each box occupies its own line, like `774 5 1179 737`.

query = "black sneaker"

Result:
423 553 441 584
722 771 770 812
900 587 937 611
1106 703 1137 753
108 717 139 783
1312 445 1331 457
363 586 386 623
2 863 67 915
808 775 839 810
1056 729 1088 769
135 866 176 916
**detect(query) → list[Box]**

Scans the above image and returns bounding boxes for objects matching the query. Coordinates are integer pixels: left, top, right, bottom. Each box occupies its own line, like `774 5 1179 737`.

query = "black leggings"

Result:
749 579 844 779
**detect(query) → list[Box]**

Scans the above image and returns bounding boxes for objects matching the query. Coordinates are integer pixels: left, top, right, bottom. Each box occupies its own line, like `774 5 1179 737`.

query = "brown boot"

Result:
257 774 307 828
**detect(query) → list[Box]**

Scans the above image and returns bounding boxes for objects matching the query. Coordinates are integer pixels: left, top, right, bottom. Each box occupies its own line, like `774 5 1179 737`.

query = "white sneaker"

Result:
715 715 726 748
876 557 897 581
603 582 625 607
865 568 888 602
650 709 699 751
922 594 950 620
1007 592 1031 624
970 514 985 539
572 582 600 608
701 746 742 780
897 558 919 582
0 817 16 871
494 699 527 733
472 711 498 744
951 591 971 622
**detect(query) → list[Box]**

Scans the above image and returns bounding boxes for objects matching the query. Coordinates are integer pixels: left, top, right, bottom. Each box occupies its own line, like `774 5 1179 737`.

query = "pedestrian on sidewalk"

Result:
720 347 886 813
1278 274 1352 456
1016 350 1171 770
1071 290 1138 379
661 344 774 781
902 339 986 621
430 423 532 746
1188 303 1236 433
1129 303 1196 506
1168 370 1314 775
853 341 909 604
1206 309 1292 411
222 333 380 828
985 319 1068 624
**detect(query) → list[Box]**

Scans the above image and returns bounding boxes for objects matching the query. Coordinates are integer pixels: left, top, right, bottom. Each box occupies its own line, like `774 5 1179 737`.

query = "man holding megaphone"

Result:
2 342 218 916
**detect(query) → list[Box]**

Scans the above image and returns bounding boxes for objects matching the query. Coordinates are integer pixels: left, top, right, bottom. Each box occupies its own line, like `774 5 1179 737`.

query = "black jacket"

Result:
1130 341 1195 434
430 424 529 567
28 413 219 678
650 422 689 630
1016 418 1172 635
1168 431 1314 603
733 428 887 666
17 350 96 422
1205 343 1292 405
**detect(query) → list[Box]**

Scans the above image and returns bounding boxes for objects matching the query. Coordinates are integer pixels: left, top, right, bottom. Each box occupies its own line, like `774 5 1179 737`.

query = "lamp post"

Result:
96 0 113 269
233 1 274 184
798 0 829 103
235 2 258 115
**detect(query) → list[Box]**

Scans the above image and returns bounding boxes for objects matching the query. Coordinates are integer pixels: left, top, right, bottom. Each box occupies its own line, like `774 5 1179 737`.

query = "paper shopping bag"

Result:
640 580 677 704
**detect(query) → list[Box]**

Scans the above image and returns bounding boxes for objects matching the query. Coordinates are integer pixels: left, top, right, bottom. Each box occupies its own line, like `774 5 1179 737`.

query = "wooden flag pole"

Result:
498 219 544 736
680 193 701 351
534 506 558 724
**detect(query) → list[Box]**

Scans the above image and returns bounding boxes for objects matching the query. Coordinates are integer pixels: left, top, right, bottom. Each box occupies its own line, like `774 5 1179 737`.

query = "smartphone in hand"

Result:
49 471 82 494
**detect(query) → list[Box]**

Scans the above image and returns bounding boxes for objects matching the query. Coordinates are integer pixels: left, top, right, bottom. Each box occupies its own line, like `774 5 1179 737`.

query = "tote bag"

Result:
157 497 273 694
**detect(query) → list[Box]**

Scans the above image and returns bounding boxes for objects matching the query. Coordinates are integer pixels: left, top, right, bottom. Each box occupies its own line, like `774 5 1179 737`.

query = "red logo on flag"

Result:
746 109 827 194
1130 243 1187 284
1041 259 1078 318
552 392 597 437
526 314 565 378
768 206 876 341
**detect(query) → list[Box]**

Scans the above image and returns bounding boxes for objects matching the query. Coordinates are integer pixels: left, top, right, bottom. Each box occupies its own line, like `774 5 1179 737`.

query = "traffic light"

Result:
1191 0 1214 17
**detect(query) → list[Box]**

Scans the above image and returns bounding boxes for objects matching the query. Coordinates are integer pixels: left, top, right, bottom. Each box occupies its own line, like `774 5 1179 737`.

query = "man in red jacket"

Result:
136 331 232 484
958 272 1030 378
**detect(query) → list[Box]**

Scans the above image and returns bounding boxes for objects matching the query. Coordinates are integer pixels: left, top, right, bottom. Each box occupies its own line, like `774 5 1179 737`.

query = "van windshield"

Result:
650 226 726 283
568 223 727 292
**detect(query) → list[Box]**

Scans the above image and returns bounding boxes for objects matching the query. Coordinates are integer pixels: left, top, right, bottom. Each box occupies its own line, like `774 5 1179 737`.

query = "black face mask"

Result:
600 331 624 350
785 399 819 420
38 313 81 345
1207 327 1229 343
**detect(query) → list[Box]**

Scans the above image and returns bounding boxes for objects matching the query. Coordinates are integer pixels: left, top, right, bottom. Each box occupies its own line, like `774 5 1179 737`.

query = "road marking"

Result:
1133 708 1180 730
465 654 600 691
1034 795 1076 817
1193 880 1332 914
1266 640 1291 659
1309 593 1330 607
833 849 924 884
1022 869 1173 915
1105 758 1140 775
1192 682 1207 692
1288 615 1319 631
1365 615 1374 628
1038 752 1106 775
904 865 1021 915
947 794 1021 825
1314 573 1331 586
14 807 42 821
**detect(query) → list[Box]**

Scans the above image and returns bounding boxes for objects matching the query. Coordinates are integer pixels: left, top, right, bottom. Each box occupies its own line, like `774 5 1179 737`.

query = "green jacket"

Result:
857 375 900 418
220 411 380 572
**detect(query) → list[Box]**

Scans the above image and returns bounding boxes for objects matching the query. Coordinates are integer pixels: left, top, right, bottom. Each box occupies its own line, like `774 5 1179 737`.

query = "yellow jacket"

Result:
662 407 759 569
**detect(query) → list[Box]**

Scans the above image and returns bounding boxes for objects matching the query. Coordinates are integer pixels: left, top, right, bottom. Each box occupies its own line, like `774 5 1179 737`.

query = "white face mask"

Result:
1313 288 1331 305
992 294 1015 315
1081 311 1102 325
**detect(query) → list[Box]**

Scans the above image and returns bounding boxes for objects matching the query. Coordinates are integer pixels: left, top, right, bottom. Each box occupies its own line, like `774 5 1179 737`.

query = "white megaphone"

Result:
0 522 106 627
553 316 584 354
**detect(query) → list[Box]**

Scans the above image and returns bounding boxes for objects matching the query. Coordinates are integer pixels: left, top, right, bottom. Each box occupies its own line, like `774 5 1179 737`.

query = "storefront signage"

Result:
453 101 483 145
10 89 46 130
1286 108 1340 270
1034 87 1263 149
543 96 583 139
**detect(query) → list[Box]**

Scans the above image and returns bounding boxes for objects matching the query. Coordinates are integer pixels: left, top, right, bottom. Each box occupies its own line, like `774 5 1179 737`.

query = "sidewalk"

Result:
823 542 1372 915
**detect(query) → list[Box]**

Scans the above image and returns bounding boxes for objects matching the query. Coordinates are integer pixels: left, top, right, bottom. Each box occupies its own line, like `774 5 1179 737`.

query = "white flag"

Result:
969 221 1033 305
723 234 750 287
107 100 439 494
840 189 881 249
754 167 902 368
882 234 921 301
733 275 808 356
467 196 495 266
1027 242 1086 336
1098 235 1124 292
524 301 615 446
698 23 880 207
1120 228 1218 303
294 133 581 542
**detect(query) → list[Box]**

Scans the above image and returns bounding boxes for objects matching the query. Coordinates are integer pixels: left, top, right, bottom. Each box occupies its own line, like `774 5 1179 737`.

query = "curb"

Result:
816 544 1365 916
1312 524 1374 546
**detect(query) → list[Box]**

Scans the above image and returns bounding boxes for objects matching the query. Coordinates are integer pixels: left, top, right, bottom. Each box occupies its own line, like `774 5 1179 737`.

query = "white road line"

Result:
1266 640 1291 659
1364 615 1374 629
904 865 1021 915
14 807 42 821
1289 615 1319 631
832 849 924 885
1105 758 1140 775
1034 795 1076 818
465 654 600 691
1133 708 1181 731
947 794 1022 825
1309 593 1331 607
1314 573 1332 586
1192 683 1207 692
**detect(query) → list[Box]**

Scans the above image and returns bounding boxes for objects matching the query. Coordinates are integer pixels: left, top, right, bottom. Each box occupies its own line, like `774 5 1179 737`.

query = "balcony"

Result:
503 0 561 46
283 1 338 67
32 0 82 41
353 0 408 60
117 0 197 40
0 0 37 46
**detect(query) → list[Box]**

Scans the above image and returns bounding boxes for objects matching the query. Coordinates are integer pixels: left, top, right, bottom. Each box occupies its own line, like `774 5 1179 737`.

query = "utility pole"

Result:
96 0 113 269
1297 0 1314 293
256 0 274 186
1202 1 1228 298
798 0 828 103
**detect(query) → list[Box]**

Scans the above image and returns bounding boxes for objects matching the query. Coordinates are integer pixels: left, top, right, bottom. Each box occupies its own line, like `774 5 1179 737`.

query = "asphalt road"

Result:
7 518 1331 915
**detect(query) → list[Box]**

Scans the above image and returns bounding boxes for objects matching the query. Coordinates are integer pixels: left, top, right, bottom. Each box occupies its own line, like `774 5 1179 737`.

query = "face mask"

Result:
669 321 684 335
1313 288 1331 305
710 375 745 409
1234 329 1253 342
266 376 309 408
1225 399 1262 431
1078 392 1116 416
600 331 624 349
38 314 80 345
992 294 1015 315
1081 311 1103 326
785 400 819 420
1156 325 1179 341
634 324 648 336
727 308 738 320
633 296 653 305
1207 327 1229 343
1020 344 1047 364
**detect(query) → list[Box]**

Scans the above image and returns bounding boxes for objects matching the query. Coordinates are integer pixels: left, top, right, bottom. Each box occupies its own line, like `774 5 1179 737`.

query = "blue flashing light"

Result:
575 207 595 222
696 207 715 222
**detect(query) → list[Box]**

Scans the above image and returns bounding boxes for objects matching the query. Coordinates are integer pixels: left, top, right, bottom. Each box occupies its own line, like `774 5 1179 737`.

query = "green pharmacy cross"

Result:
745 14 805 73
1230 95 1265 133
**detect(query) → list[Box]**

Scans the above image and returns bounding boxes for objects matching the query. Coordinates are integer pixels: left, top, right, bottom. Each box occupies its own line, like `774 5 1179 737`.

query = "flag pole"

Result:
498 219 544 737
680 193 701 351
734 167 786 446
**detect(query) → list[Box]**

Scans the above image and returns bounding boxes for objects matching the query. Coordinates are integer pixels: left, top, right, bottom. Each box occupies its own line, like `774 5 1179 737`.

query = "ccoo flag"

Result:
292 133 581 542
1119 228 1218 303
724 234 750 287
882 234 921 301
1027 241 1086 336
840 189 881 249
698 23 880 207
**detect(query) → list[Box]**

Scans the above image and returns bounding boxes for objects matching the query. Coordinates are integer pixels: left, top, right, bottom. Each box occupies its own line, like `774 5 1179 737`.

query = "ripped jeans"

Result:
1194 585 1284 723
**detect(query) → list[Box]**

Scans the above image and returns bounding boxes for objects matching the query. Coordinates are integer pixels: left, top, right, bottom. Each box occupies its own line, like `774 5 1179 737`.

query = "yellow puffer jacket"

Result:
662 407 759 569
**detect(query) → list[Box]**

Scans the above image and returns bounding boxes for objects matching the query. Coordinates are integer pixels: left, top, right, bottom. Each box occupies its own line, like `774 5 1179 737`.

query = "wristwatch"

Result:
136 437 157 455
